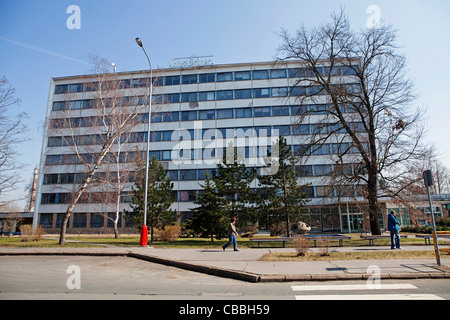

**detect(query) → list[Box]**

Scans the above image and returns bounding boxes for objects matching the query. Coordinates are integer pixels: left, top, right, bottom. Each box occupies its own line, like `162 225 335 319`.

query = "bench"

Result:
360 234 408 246
435 231 450 254
415 234 433 245
416 232 450 245
302 234 352 247
249 237 293 248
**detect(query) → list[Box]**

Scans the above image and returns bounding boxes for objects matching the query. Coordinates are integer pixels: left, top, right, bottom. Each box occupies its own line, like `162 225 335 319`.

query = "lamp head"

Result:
135 37 143 47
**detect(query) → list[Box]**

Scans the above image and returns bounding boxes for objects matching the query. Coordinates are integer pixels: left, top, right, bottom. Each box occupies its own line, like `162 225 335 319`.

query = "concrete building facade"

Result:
33 60 447 234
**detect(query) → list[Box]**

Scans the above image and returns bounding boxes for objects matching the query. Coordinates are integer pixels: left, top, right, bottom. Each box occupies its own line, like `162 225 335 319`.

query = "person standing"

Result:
388 210 401 249
223 217 238 251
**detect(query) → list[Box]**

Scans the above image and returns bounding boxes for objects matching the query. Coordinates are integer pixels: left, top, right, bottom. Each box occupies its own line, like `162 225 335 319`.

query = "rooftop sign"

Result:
168 54 215 69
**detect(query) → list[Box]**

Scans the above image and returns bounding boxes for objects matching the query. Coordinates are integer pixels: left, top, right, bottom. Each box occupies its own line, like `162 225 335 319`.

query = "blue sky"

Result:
1 0 449 208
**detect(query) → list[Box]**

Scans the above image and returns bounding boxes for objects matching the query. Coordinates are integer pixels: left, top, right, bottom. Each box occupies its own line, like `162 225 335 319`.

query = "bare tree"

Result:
0 76 28 208
49 56 153 245
277 8 434 234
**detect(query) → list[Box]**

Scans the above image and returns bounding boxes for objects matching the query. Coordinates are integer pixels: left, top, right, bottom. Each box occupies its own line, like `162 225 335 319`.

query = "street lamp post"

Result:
423 170 441 266
136 37 153 247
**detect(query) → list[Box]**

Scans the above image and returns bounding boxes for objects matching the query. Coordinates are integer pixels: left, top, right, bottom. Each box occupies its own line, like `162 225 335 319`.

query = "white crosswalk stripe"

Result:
292 283 444 300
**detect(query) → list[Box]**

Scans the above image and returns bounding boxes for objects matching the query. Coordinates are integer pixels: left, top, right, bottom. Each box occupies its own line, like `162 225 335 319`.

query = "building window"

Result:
216 90 233 100
272 125 290 136
40 213 53 228
272 87 288 97
199 110 215 120
90 214 104 228
60 173 75 184
48 137 62 147
161 150 172 161
290 86 306 96
270 69 287 79
235 107 252 118
315 186 334 198
182 74 198 84
254 106 271 117
253 70 269 80
272 106 290 116
314 164 333 176
235 89 252 99
107 213 121 228
166 93 180 103
297 165 313 177
179 190 196 202
181 92 198 103
149 151 160 161
235 71 251 81
217 72 233 82
199 73 215 83
56 213 67 228
180 169 197 181
253 88 270 98
217 109 233 119
165 76 180 86
168 170 179 181
198 91 215 101
292 124 310 135
181 110 197 121
73 213 87 228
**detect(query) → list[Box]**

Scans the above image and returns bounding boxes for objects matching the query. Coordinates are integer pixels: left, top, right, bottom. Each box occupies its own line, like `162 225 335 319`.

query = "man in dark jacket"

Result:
388 211 401 249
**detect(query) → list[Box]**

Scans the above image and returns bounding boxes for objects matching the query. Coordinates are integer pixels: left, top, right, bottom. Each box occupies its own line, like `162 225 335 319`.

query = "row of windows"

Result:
43 170 137 185
43 162 358 187
41 192 131 205
54 65 359 94
47 120 364 149
50 104 360 129
41 182 366 206
39 212 127 228
45 140 362 166
52 83 360 111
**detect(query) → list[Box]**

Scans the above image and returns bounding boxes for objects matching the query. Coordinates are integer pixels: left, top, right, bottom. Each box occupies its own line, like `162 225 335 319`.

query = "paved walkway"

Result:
1 244 449 282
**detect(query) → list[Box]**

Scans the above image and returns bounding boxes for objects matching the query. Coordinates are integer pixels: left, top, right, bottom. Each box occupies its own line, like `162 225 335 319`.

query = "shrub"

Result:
318 236 332 256
293 236 310 257
159 225 181 241
19 225 43 242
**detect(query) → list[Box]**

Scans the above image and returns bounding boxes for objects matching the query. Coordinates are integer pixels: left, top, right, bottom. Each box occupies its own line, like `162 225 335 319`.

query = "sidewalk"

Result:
1 244 449 282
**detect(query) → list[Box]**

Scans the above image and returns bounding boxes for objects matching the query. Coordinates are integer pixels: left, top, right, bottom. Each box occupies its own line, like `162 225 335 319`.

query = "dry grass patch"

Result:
261 250 440 261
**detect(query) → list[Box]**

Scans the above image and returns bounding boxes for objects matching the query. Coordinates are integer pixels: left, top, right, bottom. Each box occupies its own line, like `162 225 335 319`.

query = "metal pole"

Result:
423 170 441 266
136 38 153 246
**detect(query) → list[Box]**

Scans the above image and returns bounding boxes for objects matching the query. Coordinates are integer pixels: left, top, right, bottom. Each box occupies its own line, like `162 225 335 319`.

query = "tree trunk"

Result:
367 168 381 235
59 136 119 245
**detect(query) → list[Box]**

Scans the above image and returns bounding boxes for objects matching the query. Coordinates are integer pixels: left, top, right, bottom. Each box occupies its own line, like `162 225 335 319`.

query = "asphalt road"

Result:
1 256 449 300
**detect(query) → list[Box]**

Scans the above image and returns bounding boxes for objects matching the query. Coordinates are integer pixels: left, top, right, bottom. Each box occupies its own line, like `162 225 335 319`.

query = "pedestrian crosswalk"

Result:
291 283 444 300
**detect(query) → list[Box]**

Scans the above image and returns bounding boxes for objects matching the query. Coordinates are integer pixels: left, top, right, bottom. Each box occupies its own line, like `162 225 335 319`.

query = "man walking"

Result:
388 210 401 249
223 217 238 251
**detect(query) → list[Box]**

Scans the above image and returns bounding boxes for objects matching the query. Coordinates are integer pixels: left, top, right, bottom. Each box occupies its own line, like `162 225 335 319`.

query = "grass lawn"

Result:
0 237 96 248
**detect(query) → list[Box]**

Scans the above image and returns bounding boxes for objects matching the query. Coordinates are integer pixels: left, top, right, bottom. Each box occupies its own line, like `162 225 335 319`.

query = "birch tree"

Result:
50 56 153 245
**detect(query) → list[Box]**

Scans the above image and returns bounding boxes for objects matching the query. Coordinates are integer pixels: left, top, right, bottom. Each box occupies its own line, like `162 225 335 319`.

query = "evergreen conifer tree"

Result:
188 172 228 241
257 136 310 236
129 156 176 243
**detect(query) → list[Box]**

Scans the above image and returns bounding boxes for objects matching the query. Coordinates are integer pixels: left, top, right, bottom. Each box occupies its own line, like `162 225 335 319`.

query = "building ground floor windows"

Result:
38 199 449 234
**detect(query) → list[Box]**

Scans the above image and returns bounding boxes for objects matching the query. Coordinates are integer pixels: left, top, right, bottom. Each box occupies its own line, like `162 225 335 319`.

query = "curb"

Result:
259 272 450 282
128 252 261 283
1 249 449 283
